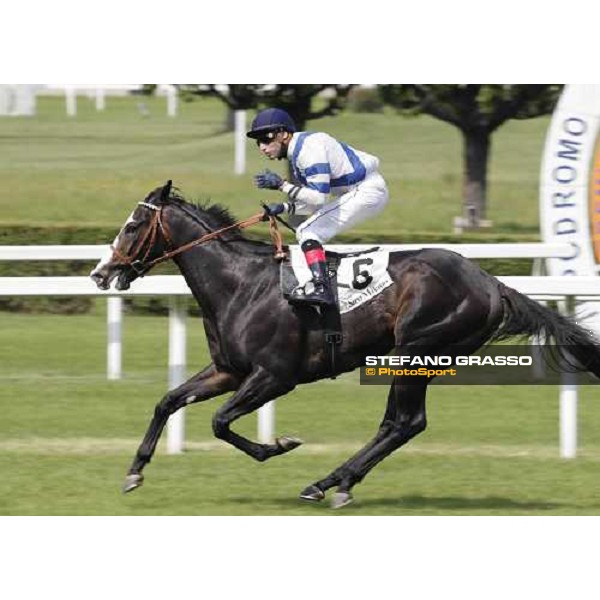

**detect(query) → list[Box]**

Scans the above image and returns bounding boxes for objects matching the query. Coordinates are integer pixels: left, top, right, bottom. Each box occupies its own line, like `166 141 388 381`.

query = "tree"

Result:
176 84 262 131
252 84 355 131
176 84 355 130
380 84 563 227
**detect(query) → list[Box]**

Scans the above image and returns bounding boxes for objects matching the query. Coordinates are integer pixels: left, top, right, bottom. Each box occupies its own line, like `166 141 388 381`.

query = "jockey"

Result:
247 107 389 308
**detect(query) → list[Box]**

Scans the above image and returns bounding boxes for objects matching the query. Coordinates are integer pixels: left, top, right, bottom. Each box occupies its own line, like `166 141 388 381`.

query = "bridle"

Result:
110 201 286 276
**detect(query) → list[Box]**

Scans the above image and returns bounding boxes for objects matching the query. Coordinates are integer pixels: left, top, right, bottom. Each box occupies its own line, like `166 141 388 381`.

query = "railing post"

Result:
560 371 578 458
65 86 76 117
167 296 187 454
107 297 122 380
559 294 578 458
166 85 178 117
258 401 275 444
234 110 246 175
95 88 105 111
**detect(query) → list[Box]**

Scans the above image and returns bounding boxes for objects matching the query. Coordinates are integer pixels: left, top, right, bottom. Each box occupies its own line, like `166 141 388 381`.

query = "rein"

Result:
112 202 286 274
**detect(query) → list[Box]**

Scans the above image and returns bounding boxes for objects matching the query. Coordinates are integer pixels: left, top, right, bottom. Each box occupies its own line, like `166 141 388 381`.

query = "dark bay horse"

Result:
90 181 600 508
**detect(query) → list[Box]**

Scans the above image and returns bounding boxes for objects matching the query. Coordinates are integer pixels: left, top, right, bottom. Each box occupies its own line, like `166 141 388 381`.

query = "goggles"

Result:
254 130 280 145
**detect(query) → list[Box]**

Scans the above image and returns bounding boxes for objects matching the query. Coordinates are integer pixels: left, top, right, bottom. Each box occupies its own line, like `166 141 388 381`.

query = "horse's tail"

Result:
490 284 600 376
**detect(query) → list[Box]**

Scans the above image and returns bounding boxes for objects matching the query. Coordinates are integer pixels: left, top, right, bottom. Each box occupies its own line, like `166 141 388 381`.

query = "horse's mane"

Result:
161 187 281 255
165 188 239 230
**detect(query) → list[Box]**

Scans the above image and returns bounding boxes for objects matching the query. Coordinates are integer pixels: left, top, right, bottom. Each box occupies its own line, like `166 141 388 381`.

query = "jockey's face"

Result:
256 130 290 160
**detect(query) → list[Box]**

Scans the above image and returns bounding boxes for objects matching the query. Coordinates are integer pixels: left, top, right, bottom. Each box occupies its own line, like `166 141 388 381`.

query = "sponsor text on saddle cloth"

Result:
287 246 393 313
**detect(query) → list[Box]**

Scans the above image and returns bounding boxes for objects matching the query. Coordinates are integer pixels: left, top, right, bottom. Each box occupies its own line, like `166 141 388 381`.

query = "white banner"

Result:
540 84 600 332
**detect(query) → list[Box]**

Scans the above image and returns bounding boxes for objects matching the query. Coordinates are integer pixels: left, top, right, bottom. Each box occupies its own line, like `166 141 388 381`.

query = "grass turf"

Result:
1 312 600 515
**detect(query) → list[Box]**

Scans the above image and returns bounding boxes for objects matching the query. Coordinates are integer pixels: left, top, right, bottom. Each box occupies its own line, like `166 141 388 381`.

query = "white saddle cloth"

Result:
290 246 394 314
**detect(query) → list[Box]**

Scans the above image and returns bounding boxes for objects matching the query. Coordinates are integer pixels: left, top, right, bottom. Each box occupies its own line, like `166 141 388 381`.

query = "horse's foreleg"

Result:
211 365 300 462
304 381 428 508
123 364 238 493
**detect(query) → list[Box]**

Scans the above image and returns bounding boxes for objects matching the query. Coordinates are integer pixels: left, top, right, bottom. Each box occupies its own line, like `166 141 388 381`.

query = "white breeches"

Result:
295 172 389 245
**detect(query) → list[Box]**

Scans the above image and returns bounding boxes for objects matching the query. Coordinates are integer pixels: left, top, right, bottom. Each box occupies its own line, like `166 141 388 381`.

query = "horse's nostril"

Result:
90 270 107 288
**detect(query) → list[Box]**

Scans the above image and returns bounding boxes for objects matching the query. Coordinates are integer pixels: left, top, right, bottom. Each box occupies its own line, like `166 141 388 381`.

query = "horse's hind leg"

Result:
302 379 427 508
299 383 400 503
123 363 238 493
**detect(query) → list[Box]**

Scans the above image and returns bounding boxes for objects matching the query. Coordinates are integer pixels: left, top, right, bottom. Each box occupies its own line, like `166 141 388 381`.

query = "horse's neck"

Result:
173 240 274 316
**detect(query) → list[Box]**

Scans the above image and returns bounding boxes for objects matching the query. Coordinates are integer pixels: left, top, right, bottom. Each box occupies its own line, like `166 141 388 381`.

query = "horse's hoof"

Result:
122 473 144 494
331 492 353 509
276 436 303 452
299 485 325 502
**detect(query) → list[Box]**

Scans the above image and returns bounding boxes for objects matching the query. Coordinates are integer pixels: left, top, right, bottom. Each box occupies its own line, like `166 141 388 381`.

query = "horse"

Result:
90 181 600 509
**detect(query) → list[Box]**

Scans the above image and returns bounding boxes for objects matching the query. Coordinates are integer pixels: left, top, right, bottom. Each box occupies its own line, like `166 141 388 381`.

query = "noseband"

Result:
111 202 285 276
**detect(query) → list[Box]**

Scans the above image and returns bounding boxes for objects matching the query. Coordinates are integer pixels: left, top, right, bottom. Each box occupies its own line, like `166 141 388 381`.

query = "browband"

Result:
138 202 161 211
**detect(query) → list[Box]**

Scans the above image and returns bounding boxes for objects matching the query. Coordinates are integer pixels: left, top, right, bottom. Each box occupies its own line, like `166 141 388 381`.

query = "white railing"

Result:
2 242 590 459
0 242 575 261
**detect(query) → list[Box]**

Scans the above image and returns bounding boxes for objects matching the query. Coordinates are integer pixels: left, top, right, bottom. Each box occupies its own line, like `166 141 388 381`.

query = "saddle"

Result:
280 246 387 309
280 247 386 379
280 252 343 378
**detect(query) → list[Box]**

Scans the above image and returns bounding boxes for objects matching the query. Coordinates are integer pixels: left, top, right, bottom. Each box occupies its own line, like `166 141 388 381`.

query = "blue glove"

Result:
261 202 288 221
254 169 284 190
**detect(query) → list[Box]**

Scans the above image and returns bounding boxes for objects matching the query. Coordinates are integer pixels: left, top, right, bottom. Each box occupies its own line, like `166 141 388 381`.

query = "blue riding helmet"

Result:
246 108 296 139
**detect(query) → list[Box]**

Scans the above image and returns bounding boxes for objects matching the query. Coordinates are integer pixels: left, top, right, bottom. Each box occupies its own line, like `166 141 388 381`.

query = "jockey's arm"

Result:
261 136 333 215
281 147 332 214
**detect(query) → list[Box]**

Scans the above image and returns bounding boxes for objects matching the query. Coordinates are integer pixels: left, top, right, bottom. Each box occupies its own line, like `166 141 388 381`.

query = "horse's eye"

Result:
124 222 139 234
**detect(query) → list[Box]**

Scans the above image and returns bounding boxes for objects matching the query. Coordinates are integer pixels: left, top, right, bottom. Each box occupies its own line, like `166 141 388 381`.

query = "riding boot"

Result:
289 241 336 307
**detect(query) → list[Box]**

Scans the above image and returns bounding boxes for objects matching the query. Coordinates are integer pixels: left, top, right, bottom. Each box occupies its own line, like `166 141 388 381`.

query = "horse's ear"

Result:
160 180 173 203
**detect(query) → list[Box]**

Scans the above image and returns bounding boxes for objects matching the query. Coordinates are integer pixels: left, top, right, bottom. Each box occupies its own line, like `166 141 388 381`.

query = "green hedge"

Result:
0 225 538 314
0 224 171 314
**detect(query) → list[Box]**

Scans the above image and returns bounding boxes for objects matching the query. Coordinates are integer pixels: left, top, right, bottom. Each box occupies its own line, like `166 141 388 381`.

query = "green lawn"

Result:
2 311 600 515
0 95 548 236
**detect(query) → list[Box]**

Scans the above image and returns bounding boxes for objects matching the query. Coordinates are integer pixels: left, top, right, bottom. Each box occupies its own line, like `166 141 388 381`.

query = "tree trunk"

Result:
462 129 491 227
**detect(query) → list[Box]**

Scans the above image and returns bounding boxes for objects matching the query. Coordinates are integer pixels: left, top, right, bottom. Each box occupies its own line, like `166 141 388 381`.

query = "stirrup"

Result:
288 284 311 305
290 284 307 298
288 281 335 307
